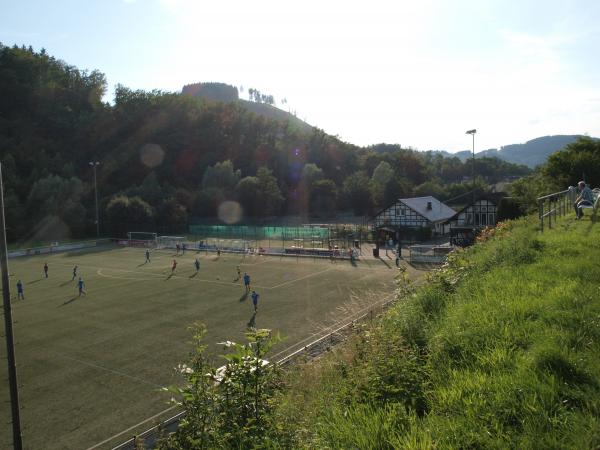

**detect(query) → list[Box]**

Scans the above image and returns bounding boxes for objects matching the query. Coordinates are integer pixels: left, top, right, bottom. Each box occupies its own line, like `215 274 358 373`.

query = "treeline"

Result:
0 43 530 241
509 136 600 213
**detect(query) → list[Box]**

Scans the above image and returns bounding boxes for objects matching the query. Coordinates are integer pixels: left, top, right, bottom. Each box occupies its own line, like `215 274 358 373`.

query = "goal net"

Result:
204 238 252 253
126 232 157 248
156 236 186 250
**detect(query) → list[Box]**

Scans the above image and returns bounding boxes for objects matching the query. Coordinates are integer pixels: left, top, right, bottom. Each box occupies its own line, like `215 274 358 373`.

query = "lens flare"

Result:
218 201 242 224
140 143 164 168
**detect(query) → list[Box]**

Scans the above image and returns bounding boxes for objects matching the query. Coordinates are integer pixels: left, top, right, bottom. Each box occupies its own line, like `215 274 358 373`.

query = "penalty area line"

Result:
269 267 334 289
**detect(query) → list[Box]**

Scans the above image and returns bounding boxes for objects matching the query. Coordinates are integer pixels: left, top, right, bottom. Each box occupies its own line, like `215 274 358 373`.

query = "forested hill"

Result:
182 82 313 133
0 43 529 242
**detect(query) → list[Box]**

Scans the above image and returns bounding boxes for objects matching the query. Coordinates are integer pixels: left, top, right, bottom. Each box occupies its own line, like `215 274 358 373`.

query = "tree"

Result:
105 195 154 236
256 167 284 216
301 163 324 187
412 180 445 199
156 198 188 233
235 176 261 217
310 179 337 215
201 160 241 194
157 325 283 449
544 136 600 188
342 172 372 215
370 161 394 206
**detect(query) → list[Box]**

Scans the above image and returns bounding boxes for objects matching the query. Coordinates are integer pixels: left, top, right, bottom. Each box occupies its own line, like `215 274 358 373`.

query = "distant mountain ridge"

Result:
431 135 595 168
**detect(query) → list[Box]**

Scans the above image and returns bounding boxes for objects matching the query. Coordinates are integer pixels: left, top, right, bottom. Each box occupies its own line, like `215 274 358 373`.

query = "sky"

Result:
2 0 600 152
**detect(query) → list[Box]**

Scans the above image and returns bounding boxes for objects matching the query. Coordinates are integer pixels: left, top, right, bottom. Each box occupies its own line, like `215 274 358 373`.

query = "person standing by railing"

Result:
575 181 594 219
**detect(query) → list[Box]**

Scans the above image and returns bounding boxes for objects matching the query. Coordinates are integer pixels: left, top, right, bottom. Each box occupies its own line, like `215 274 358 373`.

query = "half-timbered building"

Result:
448 193 504 246
373 196 457 236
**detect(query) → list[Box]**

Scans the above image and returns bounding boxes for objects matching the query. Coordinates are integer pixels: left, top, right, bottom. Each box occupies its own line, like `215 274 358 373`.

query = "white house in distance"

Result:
373 196 457 238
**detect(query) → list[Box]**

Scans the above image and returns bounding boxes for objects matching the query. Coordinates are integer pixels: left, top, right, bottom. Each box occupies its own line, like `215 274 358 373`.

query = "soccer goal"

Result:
156 236 186 250
126 232 158 248
205 238 252 253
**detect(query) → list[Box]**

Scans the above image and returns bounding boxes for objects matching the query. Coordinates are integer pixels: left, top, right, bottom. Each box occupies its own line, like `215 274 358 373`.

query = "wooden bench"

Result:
578 188 600 221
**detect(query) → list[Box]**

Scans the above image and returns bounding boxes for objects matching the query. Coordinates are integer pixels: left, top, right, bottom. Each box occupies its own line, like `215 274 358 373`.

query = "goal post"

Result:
126 232 158 248
156 236 186 250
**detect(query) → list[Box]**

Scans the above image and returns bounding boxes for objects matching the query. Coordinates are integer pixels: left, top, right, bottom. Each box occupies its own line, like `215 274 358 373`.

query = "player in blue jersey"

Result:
243 272 251 292
16 279 24 300
251 290 259 312
78 277 86 297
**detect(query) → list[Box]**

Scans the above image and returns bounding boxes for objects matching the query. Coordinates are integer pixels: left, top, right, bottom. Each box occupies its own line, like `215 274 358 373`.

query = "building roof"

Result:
399 196 457 223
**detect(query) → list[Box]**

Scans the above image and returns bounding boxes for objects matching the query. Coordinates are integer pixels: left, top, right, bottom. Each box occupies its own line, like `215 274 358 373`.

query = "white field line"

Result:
53 352 164 388
84 405 178 450
269 267 334 289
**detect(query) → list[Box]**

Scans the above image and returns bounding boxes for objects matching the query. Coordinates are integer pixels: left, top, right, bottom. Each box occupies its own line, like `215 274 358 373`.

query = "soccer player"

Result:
72 265 78 280
16 279 24 300
176 243 180 255
243 272 251 292
172 259 177 273
236 265 241 281
251 290 259 312
194 258 200 272
145 249 151 263
44 262 48 278
217 248 221 257
182 243 186 255
78 277 86 297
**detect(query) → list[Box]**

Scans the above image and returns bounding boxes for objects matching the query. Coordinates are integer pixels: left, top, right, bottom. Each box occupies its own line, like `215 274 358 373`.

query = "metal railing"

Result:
537 188 576 231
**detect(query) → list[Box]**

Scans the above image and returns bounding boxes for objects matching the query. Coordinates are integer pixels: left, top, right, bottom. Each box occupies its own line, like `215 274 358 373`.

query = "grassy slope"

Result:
278 216 600 448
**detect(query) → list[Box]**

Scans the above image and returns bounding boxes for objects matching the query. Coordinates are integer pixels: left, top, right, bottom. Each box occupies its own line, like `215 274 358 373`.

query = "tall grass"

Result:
275 216 600 448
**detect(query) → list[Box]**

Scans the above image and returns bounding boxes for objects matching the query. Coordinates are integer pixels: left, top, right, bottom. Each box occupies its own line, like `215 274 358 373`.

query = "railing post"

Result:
539 199 544 232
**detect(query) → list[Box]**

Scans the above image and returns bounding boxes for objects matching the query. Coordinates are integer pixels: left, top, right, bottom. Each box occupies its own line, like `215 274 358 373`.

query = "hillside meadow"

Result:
267 215 600 448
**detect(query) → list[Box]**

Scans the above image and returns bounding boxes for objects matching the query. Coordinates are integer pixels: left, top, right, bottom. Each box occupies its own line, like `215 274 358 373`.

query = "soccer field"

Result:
0 245 424 449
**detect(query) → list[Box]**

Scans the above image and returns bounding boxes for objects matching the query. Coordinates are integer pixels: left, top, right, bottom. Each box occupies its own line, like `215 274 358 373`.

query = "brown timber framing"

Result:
373 200 430 228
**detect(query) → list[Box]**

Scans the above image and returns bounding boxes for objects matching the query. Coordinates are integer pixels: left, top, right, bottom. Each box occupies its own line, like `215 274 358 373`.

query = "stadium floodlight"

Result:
465 129 477 203
89 161 100 237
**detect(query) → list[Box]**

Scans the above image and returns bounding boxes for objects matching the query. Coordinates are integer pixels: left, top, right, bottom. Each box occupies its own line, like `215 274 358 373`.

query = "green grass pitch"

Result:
0 245 423 449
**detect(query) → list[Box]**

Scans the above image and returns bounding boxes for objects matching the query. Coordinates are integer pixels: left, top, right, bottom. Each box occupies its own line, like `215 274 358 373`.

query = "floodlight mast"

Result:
466 129 477 202
0 162 23 450
89 161 100 237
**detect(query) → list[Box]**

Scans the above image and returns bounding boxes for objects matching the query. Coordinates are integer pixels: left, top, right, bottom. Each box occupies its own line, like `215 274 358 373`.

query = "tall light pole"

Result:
466 129 477 203
0 163 23 450
89 161 100 237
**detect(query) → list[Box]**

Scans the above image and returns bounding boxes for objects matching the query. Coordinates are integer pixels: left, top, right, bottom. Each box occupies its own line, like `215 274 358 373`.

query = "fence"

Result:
408 244 454 264
7 238 113 258
188 224 370 250
537 188 577 232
